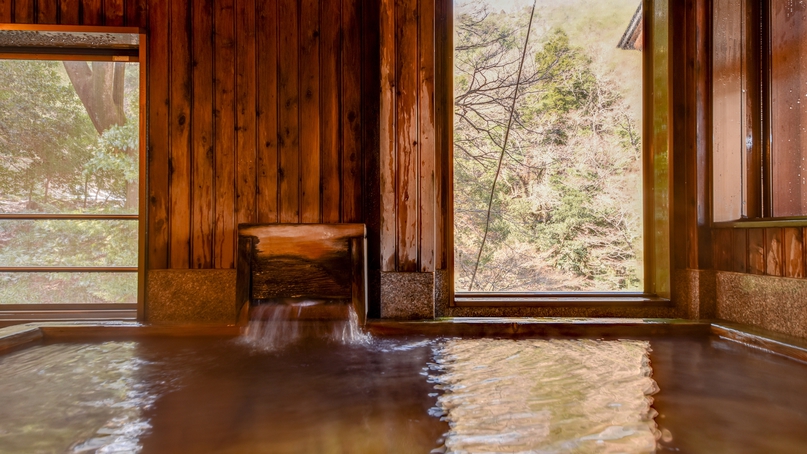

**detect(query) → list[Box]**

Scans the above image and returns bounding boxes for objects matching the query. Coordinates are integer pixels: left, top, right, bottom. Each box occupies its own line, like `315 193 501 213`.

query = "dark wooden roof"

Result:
618 2 643 51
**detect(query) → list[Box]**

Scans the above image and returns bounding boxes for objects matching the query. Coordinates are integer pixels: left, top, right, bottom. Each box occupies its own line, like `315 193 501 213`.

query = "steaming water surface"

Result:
2 328 807 453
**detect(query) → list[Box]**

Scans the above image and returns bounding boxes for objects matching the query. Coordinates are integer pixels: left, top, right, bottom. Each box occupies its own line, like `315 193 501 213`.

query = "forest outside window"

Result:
452 1 648 293
713 0 807 223
0 26 143 309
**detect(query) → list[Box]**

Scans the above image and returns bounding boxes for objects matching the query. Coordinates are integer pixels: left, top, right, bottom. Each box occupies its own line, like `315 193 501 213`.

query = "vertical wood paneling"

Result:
320 0 341 223
277 0 300 223
784 228 804 278
60 0 81 24
342 0 362 223
191 0 215 268
105 0 125 26
379 0 397 271
748 229 765 274
214 0 236 268
418 0 435 272
124 0 147 27
37 0 59 24
12 0 33 23
147 0 170 269
0 1 11 22
713 229 733 271
4 0 375 270
395 0 419 271
732 228 747 273
81 0 103 25
235 0 257 229
255 0 279 224
300 0 321 223
765 228 783 276
168 0 192 269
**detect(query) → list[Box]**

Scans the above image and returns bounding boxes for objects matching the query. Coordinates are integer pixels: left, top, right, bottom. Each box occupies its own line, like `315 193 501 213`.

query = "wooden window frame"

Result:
711 2 807 229
0 24 146 323
440 0 673 307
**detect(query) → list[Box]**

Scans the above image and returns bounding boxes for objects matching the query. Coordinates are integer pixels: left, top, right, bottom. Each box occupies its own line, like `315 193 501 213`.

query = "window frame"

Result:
711 2 807 229
0 24 146 323
441 0 673 307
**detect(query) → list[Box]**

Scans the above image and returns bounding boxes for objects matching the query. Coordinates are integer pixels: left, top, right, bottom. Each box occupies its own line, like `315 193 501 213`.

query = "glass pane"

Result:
712 0 747 222
0 220 137 267
0 273 136 304
771 1 807 217
0 60 140 215
453 0 644 291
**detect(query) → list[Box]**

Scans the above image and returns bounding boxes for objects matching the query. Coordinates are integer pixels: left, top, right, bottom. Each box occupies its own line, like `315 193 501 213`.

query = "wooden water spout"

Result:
236 224 367 326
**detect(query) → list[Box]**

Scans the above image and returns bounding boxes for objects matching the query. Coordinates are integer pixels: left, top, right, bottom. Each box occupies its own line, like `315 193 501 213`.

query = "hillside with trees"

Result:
0 60 139 304
454 1 644 291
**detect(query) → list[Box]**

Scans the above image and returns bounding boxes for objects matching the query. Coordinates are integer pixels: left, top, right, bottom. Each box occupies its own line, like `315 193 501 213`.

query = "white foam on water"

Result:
241 302 371 352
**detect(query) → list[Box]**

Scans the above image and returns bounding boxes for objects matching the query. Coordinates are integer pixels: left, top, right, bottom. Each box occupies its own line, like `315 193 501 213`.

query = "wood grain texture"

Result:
147 0 170 269
105 0 124 25
80 0 103 24
395 0 419 272
379 0 397 271
713 229 733 272
255 0 279 224
300 0 321 223
320 0 341 223
341 0 362 223
277 0 300 223
12 0 33 22
169 0 192 269
748 229 765 275
124 0 147 27
191 0 215 268
0 0 11 22
418 0 435 272
235 0 257 227
732 228 747 273
784 228 804 278
59 0 81 24
214 0 236 268
37 0 59 23
765 228 783 276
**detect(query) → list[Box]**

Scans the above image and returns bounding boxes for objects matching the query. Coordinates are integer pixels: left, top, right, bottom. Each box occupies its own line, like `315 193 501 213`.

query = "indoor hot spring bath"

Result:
2 320 807 453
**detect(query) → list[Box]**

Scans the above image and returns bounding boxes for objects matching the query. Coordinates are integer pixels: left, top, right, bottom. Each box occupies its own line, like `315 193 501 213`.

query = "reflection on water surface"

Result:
431 339 659 453
2 334 807 453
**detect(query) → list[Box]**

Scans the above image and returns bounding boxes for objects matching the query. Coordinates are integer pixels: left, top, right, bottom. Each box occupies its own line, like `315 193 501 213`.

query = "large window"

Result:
713 0 807 222
0 27 143 316
453 1 646 292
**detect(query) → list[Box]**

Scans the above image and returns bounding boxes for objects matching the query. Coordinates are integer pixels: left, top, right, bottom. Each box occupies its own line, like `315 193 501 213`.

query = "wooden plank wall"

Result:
713 227 806 279
1 0 371 270
379 0 437 273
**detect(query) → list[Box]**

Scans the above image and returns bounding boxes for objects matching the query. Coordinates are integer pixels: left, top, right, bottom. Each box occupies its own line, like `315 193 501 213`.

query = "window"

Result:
713 0 807 222
0 26 144 320
452 1 660 295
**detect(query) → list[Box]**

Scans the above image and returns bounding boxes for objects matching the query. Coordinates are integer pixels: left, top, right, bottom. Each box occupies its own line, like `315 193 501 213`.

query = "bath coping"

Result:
1 319 806 363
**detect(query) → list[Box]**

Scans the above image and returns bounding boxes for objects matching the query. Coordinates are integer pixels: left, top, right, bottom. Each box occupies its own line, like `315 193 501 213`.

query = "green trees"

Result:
0 60 139 304
454 5 643 291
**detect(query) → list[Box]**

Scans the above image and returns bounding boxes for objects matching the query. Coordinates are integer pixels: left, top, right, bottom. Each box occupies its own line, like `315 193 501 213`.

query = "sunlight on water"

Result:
430 339 660 453
242 302 370 352
0 342 160 454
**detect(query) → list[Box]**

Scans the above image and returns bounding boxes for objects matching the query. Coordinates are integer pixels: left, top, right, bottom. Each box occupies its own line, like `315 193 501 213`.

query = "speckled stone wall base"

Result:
434 269 450 318
146 269 237 325
715 271 807 339
673 269 716 319
380 272 435 320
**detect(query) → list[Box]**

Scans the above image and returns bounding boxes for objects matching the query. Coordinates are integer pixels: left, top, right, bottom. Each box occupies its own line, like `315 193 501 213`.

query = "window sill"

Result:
453 293 671 307
712 217 807 229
